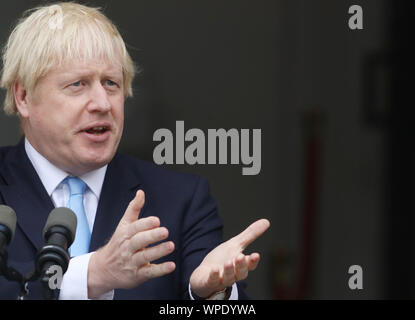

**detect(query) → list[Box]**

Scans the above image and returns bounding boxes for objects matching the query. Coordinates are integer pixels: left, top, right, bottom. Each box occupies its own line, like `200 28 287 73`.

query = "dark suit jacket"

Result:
0 140 248 300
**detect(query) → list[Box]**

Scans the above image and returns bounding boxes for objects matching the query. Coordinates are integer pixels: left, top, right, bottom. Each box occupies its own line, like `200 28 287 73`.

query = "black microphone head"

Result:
43 207 77 244
0 205 17 243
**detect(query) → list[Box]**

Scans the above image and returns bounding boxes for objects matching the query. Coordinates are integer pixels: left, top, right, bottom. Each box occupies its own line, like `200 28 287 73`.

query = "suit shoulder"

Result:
0 145 17 163
0 145 15 155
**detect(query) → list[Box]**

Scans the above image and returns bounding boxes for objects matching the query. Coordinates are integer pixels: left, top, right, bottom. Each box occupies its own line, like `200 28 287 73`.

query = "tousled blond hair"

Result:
0 2 135 115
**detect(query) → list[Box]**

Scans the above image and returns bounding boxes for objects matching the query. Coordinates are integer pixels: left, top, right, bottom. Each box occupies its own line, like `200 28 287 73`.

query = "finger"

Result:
128 227 169 253
234 254 249 280
133 241 175 266
206 267 221 287
222 260 236 287
139 261 176 280
198 267 221 298
121 190 145 224
234 219 270 250
247 252 260 271
127 216 160 238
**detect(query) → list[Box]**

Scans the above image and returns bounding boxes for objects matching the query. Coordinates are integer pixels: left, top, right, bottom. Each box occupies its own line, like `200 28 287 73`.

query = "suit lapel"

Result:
0 141 54 250
89 153 142 252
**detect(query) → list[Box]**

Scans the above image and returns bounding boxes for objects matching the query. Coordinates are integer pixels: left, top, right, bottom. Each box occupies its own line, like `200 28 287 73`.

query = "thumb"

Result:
121 189 145 223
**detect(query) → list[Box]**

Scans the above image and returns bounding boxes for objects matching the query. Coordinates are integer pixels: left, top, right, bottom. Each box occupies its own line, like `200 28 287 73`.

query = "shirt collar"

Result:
24 138 107 198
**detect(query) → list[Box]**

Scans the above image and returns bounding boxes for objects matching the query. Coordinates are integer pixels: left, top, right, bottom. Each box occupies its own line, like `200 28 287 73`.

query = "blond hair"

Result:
0 2 135 115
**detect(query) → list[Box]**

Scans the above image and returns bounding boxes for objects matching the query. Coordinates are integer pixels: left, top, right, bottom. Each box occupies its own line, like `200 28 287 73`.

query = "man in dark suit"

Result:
0 2 269 300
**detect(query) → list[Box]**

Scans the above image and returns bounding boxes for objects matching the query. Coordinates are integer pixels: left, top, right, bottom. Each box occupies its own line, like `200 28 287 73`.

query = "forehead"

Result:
49 59 123 77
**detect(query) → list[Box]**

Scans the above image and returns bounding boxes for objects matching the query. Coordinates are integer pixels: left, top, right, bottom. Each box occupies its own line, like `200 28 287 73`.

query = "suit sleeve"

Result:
179 176 249 299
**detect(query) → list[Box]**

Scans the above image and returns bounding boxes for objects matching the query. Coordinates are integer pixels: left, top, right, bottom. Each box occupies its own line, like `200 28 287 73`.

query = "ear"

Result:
13 81 30 118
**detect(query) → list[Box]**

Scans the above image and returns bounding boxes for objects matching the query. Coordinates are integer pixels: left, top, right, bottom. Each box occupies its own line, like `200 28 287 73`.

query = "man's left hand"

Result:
189 218 270 299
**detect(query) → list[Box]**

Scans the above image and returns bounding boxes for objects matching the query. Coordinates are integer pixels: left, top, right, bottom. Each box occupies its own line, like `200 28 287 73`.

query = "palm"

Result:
190 219 270 298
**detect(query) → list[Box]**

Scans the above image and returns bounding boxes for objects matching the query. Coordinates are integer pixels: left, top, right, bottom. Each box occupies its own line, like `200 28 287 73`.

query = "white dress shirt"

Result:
24 138 237 300
25 138 112 300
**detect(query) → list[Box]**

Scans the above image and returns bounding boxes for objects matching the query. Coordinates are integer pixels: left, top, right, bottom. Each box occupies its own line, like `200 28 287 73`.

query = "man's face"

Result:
20 59 125 176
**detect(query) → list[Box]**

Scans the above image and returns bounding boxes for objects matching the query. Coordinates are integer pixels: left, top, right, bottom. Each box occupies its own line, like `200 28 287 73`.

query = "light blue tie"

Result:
66 177 90 257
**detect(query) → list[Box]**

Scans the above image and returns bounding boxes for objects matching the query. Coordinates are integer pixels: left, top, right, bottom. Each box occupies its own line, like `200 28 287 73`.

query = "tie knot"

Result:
66 177 86 196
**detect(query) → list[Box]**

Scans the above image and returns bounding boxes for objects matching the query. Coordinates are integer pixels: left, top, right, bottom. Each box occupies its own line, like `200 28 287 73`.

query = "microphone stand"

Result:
40 272 56 300
20 269 56 300
0 208 75 300
0 249 29 299
33 243 70 300
0 245 69 300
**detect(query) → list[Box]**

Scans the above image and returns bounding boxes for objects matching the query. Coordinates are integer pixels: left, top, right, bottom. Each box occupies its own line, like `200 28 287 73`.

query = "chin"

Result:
85 153 113 167
76 150 115 172
73 138 120 172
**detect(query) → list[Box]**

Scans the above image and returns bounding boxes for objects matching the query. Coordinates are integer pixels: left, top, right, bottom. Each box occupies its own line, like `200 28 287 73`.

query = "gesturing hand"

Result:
189 219 270 298
87 190 176 298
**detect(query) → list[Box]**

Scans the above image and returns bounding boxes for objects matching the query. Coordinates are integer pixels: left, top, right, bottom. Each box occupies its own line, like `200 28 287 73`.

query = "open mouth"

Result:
84 126 110 135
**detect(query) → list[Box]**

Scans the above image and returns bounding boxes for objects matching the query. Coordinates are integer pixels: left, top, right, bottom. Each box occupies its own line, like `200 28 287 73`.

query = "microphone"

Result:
0 205 17 275
0 205 17 256
42 207 77 251
0 205 24 292
35 207 77 277
0 206 77 300
7 207 77 300
33 207 77 299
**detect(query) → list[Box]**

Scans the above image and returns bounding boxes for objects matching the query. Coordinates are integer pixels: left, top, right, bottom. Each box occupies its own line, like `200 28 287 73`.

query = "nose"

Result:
87 82 111 113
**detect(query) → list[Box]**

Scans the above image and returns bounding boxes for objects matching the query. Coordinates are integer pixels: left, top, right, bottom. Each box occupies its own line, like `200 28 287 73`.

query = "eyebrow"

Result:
57 69 123 82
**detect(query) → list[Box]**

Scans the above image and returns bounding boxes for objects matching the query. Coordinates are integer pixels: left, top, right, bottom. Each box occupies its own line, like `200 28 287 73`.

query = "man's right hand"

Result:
87 190 176 298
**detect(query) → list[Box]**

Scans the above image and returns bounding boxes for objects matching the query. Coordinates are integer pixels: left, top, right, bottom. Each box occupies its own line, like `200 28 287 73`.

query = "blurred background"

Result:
0 0 413 299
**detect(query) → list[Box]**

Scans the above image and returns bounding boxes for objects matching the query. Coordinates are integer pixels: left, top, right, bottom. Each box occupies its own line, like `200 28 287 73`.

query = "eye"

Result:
105 79 117 87
70 80 84 87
